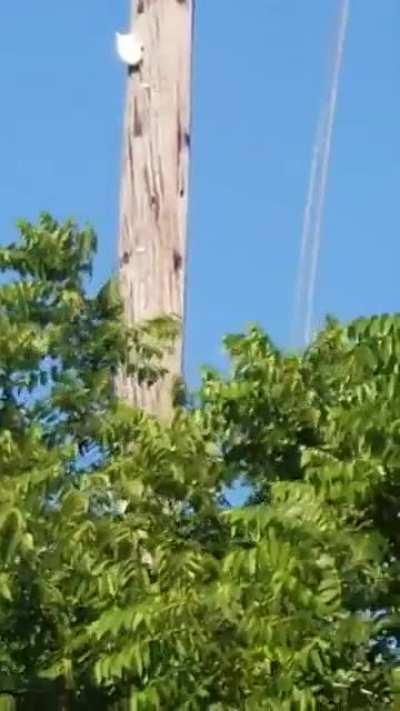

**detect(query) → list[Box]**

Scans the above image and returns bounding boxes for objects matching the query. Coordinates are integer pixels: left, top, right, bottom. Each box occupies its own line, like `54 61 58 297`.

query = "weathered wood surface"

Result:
116 0 194 418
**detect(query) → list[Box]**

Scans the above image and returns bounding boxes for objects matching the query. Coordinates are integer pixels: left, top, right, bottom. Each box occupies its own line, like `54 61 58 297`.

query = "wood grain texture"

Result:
116 0 194 418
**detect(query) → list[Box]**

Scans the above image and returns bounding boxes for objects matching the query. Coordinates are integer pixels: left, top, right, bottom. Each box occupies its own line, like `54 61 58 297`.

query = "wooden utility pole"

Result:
116 0 194 418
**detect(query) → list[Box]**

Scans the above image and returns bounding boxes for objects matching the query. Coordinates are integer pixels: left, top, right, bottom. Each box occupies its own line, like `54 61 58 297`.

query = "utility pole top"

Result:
115 0 195 419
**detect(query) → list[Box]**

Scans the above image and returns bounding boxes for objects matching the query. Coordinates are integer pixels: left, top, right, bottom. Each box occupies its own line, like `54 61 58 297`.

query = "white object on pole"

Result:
116 31 144 70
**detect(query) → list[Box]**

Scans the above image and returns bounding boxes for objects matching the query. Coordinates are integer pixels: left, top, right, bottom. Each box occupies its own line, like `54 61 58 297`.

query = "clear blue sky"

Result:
0 1 399 384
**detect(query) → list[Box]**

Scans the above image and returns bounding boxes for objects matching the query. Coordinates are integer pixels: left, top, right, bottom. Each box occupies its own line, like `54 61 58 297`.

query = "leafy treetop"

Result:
0 216 399 710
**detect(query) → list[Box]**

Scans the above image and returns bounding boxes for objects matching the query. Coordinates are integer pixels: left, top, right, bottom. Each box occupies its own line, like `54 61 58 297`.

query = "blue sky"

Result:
0 1 399 384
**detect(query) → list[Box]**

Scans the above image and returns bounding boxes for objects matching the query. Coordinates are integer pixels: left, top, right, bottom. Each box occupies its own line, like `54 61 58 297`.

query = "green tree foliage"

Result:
0 216 399 708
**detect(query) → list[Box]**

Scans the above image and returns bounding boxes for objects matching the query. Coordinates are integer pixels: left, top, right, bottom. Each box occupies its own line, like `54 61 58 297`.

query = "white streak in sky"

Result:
292 0 350 348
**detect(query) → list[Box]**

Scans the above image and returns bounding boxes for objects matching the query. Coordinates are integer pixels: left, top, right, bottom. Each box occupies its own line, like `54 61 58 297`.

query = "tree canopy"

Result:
0 216 399 709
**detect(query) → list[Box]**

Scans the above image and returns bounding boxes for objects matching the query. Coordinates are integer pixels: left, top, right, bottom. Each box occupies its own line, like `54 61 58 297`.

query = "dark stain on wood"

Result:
133 99 143 136
177 112 183 155
173 250 183 272
144 164 160 221
137 0 145 12
176 113 183 190
127 135 135 184
128 64 141 77
179 186 185 197
143 164 151 201
150 193 160 220
121 251 131 265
